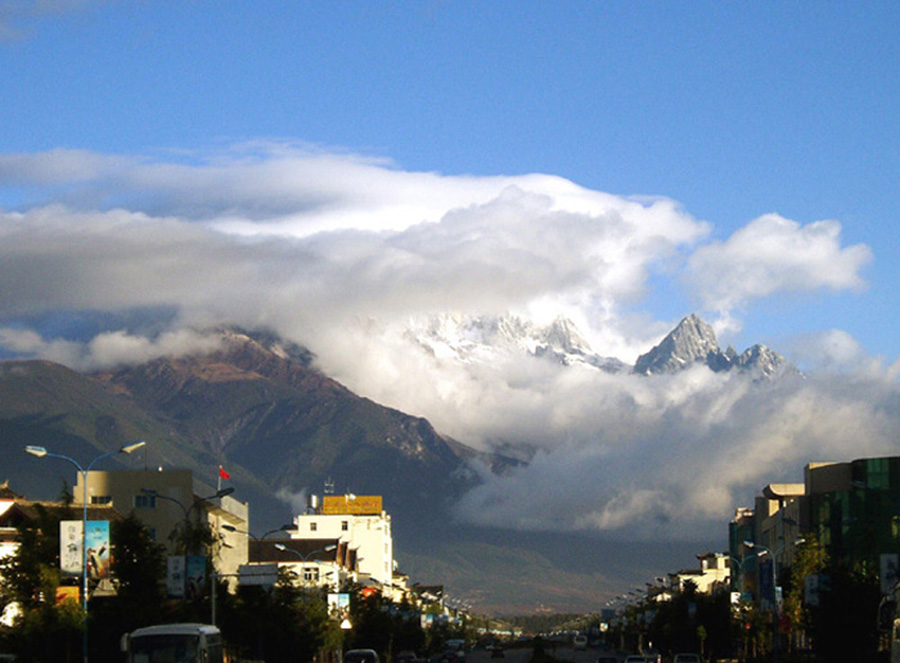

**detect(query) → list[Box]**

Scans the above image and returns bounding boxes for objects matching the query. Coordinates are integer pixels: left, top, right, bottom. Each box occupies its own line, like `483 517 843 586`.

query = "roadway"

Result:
467 646 619 663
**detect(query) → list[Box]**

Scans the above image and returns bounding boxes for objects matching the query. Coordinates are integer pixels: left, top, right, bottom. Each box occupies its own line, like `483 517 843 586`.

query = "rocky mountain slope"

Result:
109 330 471 523
0 330 471 528
633 314 795 378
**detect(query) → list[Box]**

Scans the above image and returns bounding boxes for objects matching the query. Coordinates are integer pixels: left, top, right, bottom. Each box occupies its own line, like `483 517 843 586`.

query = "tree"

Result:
784 533 828 637
88 514 168 661
645 582 733 659
810 564 881 663
218 568 336 663
0 508 170 663
0 502 83 662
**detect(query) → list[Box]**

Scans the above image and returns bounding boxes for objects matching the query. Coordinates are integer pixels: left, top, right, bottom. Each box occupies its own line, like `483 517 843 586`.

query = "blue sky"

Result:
2 1 897 361
2 2 900 553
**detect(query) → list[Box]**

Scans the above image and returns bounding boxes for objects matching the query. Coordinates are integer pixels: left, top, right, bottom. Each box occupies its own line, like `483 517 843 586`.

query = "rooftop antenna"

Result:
324 477 335 495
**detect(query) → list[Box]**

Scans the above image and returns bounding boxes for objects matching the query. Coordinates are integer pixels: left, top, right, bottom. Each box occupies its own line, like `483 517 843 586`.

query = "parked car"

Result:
443 639 466 663
573 635 588 650
345 649 380 663
396 652 418 663
673 655 701 663
596 656 618 663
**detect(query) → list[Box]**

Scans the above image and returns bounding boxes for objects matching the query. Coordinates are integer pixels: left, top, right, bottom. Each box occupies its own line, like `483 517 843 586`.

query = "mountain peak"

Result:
633 314 721 375
633 314 794 379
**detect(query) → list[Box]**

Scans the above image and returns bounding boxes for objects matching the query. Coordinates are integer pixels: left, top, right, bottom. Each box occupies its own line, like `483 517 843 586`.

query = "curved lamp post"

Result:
273 542 338 587
221 523 293 561
24 440 146 663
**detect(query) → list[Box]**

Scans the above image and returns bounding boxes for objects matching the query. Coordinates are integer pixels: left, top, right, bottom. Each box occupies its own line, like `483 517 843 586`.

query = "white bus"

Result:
121 623 223 663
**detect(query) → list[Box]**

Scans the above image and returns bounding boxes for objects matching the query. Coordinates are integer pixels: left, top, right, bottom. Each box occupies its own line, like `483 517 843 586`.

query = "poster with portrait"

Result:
85 520 110 580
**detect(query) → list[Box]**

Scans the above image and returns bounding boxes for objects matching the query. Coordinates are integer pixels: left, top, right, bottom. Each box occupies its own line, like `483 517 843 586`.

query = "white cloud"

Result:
685 213 873 312
0 326 223 371
0 144 888 539
786 328 885 375
451 368 900 540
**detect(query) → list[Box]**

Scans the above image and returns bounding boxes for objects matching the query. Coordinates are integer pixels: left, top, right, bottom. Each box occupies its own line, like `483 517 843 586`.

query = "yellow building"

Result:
73 469 249 579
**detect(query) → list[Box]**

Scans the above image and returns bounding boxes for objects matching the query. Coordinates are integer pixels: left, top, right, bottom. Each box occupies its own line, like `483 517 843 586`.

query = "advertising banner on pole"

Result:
85 520 110 580
168 555 186 598
60 520 82 577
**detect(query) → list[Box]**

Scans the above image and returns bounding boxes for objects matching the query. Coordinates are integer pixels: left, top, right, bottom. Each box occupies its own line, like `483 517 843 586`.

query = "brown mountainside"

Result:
1 330 470 528
92 331 469 522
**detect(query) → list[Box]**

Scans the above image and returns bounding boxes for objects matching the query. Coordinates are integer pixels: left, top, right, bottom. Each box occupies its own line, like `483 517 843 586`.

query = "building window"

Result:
91 495 112 505
303 567 319 582
310 522 317 531
341 521 348 531
134 494 156 508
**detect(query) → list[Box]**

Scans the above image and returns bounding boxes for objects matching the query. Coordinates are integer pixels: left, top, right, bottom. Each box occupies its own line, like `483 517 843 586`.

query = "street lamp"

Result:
221 523 293 562
729 554 754 596
24 440 146 663
273 542 338 587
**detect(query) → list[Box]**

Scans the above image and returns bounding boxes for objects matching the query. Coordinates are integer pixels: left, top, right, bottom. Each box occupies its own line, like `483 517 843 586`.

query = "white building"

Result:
669 552 732 594
247 538 353 591
289 494 394 591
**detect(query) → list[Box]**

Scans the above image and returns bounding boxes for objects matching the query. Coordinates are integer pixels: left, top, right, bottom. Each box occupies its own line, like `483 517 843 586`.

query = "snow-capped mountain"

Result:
407 312 794 380
633 313 795 378
404 313 628 372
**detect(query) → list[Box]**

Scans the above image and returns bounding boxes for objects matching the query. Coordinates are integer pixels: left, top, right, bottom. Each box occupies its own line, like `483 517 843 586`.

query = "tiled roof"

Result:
0 500 123 530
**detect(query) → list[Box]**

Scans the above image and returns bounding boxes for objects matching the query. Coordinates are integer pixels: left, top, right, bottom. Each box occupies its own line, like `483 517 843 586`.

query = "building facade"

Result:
732 456 900 602
289 494 394 591
73 469 249 578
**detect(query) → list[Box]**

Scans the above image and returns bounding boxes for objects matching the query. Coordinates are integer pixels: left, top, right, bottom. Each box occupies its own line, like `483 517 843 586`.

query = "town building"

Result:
669 552 731 594
731 456 900 602
244 538 355 591
73 469 249 579
288 493 394 592
0 481 22 562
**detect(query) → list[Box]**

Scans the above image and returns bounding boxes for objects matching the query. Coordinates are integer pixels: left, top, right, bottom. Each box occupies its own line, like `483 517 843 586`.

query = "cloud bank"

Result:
0 144 887 539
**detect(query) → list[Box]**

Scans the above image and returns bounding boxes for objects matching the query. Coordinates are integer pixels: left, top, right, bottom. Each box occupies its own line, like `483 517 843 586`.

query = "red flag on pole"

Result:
219 465 230 480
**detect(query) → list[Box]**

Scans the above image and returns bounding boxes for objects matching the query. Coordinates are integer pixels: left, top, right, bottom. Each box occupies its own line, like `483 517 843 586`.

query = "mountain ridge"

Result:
406 312 794 379
0 314 789 612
